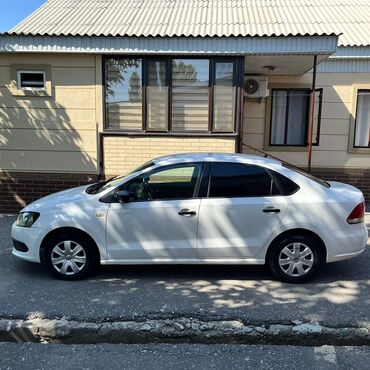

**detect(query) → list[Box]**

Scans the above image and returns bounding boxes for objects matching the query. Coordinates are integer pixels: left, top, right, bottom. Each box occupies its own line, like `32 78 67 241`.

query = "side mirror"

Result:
116 190 131 203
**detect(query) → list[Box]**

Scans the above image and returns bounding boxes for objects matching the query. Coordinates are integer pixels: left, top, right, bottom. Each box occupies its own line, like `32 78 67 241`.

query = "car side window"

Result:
269 170 300 195
208 162 280 198
123 163 203 201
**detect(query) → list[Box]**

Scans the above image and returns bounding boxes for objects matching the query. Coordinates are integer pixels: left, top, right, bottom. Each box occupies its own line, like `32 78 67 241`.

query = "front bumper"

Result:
11 222 48 263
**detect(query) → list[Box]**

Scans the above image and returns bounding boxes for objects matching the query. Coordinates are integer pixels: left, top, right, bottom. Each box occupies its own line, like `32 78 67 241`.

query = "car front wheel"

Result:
267 235 324 283
43 231 98 280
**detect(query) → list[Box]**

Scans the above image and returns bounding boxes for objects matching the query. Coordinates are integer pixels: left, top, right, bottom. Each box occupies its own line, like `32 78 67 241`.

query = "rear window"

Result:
283 164 330 188
209 162 278 198
269 170 300 195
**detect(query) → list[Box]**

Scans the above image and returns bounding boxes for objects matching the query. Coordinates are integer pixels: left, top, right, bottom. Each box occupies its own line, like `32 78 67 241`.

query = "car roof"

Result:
153 153 281 166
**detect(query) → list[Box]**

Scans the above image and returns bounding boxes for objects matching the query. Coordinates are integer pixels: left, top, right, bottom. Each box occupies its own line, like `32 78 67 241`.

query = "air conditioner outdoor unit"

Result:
244 76 269 98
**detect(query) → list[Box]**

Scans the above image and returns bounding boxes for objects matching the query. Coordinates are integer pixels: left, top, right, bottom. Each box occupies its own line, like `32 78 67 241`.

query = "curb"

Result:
1 318 369 346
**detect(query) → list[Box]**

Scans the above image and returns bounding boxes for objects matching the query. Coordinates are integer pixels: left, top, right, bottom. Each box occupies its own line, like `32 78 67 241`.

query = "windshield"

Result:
86 161 155 195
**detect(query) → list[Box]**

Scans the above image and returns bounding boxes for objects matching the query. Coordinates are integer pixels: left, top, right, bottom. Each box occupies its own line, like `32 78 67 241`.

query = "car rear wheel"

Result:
267 235 324 283
44 231 98 280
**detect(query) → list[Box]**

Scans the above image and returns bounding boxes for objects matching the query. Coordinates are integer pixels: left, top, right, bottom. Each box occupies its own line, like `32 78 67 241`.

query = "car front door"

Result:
105 163 203 261
197 162 289 259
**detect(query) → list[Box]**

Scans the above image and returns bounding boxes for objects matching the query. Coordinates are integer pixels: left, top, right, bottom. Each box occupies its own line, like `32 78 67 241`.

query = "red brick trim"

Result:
311 168 370 201
0 171 98 213
1 168 368 213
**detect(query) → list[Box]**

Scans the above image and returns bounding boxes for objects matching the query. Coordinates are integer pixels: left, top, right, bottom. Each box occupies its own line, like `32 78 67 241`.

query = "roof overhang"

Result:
330 46 370 59
245 54 329 75
0 34 338 56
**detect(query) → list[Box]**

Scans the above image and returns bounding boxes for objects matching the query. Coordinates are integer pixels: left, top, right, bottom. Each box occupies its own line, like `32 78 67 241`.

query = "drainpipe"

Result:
237 85 245 153
98 132 105 180
307 55 317 173
237 57 245 153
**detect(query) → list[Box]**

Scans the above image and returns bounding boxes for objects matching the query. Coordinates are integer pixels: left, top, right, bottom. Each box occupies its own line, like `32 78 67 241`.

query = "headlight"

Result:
16 212 40 227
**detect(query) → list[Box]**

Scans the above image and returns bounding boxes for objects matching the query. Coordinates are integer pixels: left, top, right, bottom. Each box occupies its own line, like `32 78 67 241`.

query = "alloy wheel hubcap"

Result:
278 242 314 277
51 241 86 275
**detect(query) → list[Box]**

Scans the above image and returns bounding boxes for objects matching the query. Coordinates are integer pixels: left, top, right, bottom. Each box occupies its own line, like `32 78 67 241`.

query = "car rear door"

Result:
197 162 289 259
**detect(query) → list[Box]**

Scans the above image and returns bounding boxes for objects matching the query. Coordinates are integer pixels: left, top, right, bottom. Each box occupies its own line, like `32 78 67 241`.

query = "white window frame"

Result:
17 70 46 91
264 83 323 152
349 85 370 154
353 89 370 148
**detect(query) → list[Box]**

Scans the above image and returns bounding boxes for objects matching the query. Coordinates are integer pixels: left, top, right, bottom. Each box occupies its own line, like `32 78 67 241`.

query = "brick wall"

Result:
103 136 236 176
1 167 368 214
311 168 370 201
0 172 98 213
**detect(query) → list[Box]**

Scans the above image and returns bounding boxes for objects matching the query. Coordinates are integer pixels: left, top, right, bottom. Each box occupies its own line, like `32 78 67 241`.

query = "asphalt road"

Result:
0 214 369 326
0 343 369 370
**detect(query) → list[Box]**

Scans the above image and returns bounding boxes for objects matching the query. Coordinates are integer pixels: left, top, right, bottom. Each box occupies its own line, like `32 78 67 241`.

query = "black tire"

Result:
43 231 98 280
267 234 324 283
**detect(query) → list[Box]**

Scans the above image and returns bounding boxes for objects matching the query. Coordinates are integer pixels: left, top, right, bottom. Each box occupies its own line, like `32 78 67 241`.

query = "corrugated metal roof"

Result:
9 0 370 46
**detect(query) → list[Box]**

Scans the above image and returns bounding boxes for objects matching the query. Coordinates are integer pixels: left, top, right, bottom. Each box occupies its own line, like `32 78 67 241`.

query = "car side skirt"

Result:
101 258 266 265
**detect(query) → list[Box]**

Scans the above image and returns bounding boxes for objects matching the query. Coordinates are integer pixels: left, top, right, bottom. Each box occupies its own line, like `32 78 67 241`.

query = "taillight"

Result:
347 202 365 224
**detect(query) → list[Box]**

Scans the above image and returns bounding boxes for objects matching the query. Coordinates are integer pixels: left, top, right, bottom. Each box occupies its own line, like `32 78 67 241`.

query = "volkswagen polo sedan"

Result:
12 153 367 283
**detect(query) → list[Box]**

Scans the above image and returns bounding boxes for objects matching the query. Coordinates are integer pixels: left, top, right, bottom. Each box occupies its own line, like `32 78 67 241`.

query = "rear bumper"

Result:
11 222 47 263
326 223 368 263
327 248 366 263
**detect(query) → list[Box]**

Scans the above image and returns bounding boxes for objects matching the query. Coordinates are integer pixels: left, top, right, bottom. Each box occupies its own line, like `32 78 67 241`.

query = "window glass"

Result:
269 170 300 195
270 89 309 146
17 71 45 89
172 59 209 131
106 58 142 130
104 57 239 133
87 161 155 195
126 164 202 201
213 62 235 132
209 162 276 198
127 161 155 175
147 61 168 131
354 90 370 148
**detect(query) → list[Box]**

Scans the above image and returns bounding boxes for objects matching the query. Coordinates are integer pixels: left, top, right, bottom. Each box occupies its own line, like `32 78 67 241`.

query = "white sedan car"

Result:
12 153 367 283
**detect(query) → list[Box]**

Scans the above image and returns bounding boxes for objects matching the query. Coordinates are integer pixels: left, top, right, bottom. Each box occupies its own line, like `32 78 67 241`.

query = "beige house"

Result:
0 0 370 212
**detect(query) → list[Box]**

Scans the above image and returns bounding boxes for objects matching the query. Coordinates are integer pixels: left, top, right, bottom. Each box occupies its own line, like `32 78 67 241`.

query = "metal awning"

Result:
0 35 338 59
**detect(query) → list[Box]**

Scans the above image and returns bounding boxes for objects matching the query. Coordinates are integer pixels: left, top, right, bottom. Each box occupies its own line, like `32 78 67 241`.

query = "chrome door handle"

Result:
178 209 197 216
263 207 280 213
